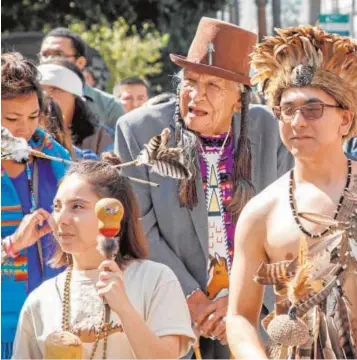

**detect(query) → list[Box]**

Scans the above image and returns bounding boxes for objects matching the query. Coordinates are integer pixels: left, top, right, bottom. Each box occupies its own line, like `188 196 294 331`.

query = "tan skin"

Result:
115 84 149 113
2 93 52 253
52 174 184 359
180 69 242 344
40 36 87 70
180 70 241 136
227 86 356 358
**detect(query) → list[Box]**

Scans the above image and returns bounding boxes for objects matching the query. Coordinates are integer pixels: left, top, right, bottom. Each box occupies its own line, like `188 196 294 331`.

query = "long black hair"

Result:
40 58 99 146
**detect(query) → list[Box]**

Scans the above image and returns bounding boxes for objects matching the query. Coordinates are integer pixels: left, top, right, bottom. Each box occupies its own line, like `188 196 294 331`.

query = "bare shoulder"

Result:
240 173 289 225
235 173 289 250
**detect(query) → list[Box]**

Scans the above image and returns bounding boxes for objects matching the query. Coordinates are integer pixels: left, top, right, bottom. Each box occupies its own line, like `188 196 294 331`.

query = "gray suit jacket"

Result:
115 97 294 312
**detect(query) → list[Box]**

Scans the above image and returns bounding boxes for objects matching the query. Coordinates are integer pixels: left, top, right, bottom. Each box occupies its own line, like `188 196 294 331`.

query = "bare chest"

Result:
265 186 342 263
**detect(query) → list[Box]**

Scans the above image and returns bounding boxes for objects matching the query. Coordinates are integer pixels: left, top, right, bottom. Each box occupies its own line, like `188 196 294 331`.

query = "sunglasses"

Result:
273 102 343 123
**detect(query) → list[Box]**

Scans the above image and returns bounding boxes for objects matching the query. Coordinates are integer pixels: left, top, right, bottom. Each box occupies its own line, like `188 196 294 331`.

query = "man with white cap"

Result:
38 59 113 155
39 28 124 130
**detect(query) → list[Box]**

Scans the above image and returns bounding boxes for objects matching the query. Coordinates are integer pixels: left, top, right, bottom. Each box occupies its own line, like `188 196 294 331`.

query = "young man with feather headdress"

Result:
115 17 293 358
227 26 357 359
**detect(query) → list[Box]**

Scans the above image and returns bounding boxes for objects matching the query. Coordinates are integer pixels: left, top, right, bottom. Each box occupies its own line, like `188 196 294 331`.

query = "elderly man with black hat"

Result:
115 17 293 358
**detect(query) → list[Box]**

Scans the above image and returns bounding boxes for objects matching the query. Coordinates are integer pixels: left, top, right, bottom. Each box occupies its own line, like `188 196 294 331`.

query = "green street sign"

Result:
319 14 350 36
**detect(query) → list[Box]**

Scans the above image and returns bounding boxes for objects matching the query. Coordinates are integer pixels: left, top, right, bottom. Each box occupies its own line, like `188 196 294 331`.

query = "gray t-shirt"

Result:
13 260 195 359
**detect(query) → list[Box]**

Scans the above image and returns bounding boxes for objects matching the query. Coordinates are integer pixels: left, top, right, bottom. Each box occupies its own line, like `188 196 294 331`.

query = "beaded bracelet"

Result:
2 236 19 259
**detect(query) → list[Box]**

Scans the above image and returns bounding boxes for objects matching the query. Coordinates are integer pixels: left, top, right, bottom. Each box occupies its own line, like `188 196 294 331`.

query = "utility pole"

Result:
308 0 321 25
256 0 268 41
332 0 340 13
272 0 281 32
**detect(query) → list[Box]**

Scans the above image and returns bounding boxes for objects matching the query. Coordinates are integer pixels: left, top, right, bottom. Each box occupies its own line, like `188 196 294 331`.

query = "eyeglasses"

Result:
273 103 343 123
38 52 78 60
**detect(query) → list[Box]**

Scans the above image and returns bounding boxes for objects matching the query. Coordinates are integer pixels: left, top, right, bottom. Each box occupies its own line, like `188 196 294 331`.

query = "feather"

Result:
333 295 357 358
254 260 292 285
344 189 357 203
286 236 325 304
327 316 346 359
319 311 337 359
287 231 343 275
1 126 31 163
298 212 349 231
96 235 119 260
312 306 321 359
295 272 339 317
149 158 191 180
134 128 192 180
340 296 357 359
295 310 315 359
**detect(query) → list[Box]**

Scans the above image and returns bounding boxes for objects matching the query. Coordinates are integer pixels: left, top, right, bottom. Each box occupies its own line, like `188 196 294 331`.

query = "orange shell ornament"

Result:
95 198 124 238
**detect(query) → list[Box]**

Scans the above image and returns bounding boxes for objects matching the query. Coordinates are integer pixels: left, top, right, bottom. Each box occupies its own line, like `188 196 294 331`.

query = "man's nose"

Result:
291 109 307 127
190 83 206 101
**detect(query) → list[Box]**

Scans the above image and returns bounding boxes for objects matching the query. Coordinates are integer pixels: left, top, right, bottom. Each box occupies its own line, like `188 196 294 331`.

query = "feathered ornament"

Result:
0 127 159 187
265 235 337 347
250 25 357 138
116 128 192 180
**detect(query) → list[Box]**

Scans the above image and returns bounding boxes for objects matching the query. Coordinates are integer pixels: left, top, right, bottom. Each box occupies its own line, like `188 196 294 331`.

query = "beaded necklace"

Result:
25 160 44 271
289 159 352 238
62 266 109 359
25 161 36 214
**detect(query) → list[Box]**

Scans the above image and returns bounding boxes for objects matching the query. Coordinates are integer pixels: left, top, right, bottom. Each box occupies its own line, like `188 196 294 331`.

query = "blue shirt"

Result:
1 160 63 355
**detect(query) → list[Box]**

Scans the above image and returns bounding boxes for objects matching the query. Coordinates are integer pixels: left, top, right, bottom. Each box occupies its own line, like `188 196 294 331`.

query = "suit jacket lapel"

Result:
169 118 209 258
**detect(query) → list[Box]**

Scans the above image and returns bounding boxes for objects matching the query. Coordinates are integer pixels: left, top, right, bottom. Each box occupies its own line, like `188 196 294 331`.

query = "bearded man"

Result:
227 26 357 359
115 17 293 358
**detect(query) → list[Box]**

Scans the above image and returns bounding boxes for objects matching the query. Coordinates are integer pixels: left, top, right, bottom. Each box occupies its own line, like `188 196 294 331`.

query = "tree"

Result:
70 18 169 92
2 0 227 91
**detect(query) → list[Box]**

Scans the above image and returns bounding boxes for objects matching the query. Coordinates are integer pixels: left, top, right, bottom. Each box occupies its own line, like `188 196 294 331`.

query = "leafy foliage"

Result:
70 18 169 92
2 0 227 91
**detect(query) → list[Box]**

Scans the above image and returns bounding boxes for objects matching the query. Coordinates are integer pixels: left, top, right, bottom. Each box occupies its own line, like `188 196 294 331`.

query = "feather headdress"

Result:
251 25 357 139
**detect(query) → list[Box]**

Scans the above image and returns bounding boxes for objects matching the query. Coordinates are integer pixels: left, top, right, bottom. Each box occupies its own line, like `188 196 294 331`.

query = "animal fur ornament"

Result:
1 126 32 163
250 25 357 139
1 126 72 165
